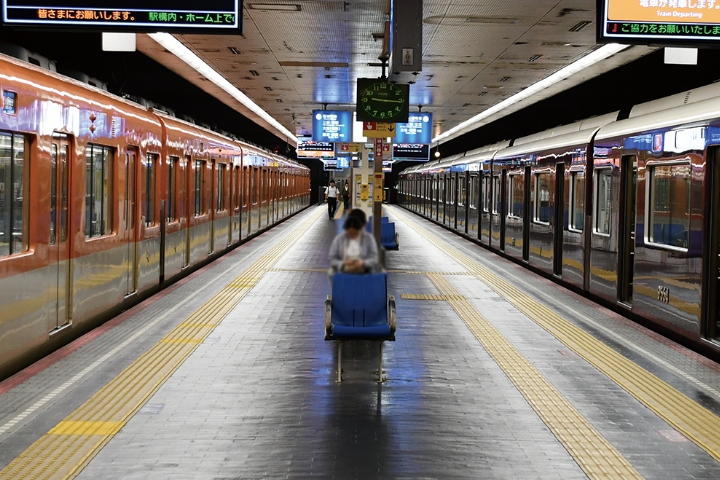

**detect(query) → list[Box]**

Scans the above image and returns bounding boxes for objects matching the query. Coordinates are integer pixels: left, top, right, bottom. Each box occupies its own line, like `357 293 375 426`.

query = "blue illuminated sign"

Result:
393 113 432 144
312 110 353 142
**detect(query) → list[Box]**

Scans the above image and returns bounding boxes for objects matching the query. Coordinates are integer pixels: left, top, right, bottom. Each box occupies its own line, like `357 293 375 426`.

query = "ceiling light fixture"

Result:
432 43 630 144
148 33 297 144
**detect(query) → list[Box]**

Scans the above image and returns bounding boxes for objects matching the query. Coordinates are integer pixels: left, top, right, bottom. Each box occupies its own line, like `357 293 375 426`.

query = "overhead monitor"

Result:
393 143 430 162
296 135 335 160
1 1 242 33
598 0 720 45
393 113 432 145
312 110 353 143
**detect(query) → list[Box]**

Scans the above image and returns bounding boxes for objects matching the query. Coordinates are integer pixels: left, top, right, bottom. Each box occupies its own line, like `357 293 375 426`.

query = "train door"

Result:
124 148 139 294
49 134 72 332
553 163 565 276
703 147 720 342
618 155 637 305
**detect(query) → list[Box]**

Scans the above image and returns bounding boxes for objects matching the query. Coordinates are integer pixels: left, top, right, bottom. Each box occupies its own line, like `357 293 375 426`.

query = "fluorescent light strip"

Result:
432 43 630 144
148 32 297 144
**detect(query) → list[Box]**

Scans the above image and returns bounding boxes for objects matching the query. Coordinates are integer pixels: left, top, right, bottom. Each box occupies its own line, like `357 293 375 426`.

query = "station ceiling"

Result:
138 0 655 146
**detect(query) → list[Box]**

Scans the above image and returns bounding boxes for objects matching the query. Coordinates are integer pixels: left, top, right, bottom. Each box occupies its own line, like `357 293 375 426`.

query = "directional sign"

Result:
363 122 396 138
374 138 384 159
338 142 362 153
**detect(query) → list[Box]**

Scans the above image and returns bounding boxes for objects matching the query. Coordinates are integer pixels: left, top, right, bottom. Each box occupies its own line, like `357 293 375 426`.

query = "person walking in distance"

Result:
325 180 339 220
341 180 350 212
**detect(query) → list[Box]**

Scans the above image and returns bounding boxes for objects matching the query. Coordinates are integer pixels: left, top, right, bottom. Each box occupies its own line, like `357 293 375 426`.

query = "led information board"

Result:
393 143 430 162
1 0 242 33
312 110 353 143
393 113 432 144
297 136 335 160
598 0 720 44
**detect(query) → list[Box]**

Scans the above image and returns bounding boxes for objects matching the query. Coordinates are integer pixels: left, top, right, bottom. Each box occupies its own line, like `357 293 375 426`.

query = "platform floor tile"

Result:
78 212 587 480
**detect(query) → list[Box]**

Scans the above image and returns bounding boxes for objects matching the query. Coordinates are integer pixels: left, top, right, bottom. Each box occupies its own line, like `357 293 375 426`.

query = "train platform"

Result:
1 205 720 479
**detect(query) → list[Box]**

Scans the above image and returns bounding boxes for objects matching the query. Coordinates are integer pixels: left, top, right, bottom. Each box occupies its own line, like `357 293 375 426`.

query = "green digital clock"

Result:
356 78 410 123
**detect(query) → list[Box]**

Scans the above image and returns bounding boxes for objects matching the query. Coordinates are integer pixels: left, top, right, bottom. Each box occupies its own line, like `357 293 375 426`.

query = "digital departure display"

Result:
393 113 432 145
393 144 430 162
1 1 242 33
311 110 353 143
297 135 335 160
598 0 720 44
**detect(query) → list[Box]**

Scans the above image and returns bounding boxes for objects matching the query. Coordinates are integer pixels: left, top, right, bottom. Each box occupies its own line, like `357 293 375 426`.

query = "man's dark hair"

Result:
343 215 363 231
330 180 335 184
348 208 367 226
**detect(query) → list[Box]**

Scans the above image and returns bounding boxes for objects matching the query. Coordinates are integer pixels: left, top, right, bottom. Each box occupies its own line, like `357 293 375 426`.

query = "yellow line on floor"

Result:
426 273 642 479
0 207 325 480
391 206 720 463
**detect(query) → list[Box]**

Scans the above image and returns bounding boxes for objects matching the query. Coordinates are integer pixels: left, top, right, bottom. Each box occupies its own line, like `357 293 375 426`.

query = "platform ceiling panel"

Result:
138 0 653 144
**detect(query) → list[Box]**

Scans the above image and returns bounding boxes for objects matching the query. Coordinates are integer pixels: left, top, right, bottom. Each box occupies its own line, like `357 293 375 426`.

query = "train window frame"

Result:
593 167 613 236
482 175 490 213
251 168 258 205
85 143 115 238
492 174 502 215
508 173 524 219
0 131 29 257
458 176 466 207
167 156 179 223
141 152 158 228
568 169 585 233
533 172 552 225
217 163 226 212
194 159 206 217
646 161 691 252
469 176 478 209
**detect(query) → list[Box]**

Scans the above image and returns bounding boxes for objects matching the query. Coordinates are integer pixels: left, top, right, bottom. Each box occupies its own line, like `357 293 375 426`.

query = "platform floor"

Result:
2 205 720 479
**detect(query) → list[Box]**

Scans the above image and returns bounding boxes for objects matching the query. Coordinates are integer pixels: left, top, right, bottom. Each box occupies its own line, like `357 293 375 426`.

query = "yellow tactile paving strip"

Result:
392 207 720 463
426 273 643 479
0 207 324 480
400 293 466 301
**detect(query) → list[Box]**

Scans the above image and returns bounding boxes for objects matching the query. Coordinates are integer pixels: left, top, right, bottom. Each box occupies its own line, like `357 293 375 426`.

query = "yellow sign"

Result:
363 122 396 138
360 184 370 201
374 173 384 202
339 142 362 153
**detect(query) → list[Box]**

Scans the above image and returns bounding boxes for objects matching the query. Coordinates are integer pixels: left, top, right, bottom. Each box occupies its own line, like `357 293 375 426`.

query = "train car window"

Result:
594 168 612 235
569 171 585 232
217 163 226 212
141 153 157 227
492 175 501 214
469 177 478 209
86 144 114 237
648 163 691 249
252 168 258 205
243 167 248 207
534 174 551 224
482 175 490 212
50 144 58 245
0 132 28 256
508 174 523 218
234 166 241 209
167 156 178 223
194 160 206 216
458 177 466 206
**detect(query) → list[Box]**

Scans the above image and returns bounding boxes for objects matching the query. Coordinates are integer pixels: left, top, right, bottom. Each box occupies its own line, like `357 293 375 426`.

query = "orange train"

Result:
0 53 310 378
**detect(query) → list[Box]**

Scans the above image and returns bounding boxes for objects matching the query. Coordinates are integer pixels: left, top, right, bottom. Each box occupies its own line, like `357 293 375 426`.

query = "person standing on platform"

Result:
325 180 339 220
341 180 350 212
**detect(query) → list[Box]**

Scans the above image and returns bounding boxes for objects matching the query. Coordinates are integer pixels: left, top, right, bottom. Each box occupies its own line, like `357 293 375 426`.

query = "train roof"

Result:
596 94 720 142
